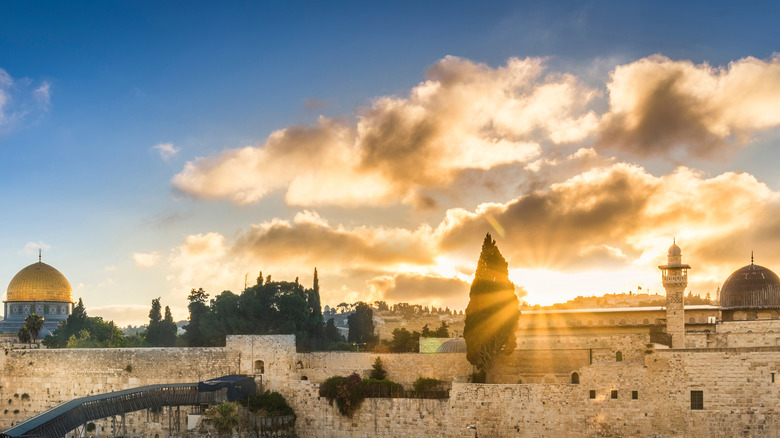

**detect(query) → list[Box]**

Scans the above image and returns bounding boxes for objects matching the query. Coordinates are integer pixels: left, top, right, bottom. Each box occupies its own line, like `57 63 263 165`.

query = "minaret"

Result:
659 240 691 348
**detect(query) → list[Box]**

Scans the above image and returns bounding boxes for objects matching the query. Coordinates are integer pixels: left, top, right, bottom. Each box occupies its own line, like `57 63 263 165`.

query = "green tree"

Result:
463 233 520 374
206 402 241 434
387 327 420 352
347 302 374 344
433 321 449 338
184 288 209 347
145 298 164 346
18 326 32 344
42 299 123 348
324 318 343 344
160 306 178 347
23 313 45 341
369 357 387 380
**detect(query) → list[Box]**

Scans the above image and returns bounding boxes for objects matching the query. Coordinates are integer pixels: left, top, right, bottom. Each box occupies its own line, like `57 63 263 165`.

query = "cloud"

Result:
172 56 598 207
153 143 180 160
0 68 51 132
233 210 436 268
33 82 51 107
133 251 161 268
368 273 470 303
436 162 778 274
23 241 51 256
598 54 780 158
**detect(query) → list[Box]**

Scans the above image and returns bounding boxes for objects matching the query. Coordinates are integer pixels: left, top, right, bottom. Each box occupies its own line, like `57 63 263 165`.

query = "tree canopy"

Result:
43 298 125 348
347 302 375 345
463 233 520 374
185 269 329 349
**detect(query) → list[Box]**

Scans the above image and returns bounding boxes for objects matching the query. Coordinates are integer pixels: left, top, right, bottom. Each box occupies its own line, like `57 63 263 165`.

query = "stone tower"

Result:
659 241 691 348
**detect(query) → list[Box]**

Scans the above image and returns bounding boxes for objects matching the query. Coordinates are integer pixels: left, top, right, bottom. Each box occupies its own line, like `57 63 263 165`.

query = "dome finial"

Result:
38 248 41 263
751 251 754 265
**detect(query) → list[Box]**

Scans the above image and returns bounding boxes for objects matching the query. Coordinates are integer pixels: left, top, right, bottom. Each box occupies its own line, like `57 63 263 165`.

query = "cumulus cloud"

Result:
163 160 780 306
598 54 780 158
153 142 180 160
133 251 161 268
436 163 779 274
233 210 436 268
173 56 598 207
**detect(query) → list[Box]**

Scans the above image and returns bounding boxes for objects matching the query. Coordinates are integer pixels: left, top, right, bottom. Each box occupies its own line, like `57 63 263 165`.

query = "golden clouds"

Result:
163 53 780 307
173 56 597 207
437 163 778 276
599 55 780 157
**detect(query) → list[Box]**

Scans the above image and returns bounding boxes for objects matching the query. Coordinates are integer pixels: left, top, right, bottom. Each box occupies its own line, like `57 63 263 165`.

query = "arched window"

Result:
616 351 623 362
301 376 308 381
296 360 303 370
643 318 649 324
254 360 265 374
689 317 696 324
571 372 580 384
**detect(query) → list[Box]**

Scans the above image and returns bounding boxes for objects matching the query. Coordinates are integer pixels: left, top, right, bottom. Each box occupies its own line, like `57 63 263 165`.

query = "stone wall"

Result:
280 345 780 437
9 335 780 437
0 346 239 430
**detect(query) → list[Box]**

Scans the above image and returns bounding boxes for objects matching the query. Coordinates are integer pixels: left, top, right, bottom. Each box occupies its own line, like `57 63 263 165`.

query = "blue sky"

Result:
1 1 779 325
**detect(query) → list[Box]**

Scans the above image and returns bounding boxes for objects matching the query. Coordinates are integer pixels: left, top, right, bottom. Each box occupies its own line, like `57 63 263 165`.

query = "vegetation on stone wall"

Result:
369 357 387 380
412 377 444 394
320 373 365 417
245 391 295 417
464 233 520 374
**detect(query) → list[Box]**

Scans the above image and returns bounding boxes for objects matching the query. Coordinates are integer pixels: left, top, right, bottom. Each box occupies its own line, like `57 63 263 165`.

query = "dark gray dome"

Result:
720 263 780 309
436 338 466 353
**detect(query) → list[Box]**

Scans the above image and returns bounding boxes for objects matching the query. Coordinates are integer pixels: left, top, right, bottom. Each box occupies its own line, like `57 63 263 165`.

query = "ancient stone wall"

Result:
8 335 780 437
281 345 780 437
0 346 239 430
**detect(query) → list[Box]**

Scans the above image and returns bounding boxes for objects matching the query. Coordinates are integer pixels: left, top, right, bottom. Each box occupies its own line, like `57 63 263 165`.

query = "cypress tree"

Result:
463 233 520 376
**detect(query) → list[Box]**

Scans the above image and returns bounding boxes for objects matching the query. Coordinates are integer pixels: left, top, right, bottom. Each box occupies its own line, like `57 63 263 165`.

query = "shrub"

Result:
369 357 387 380
319 373 364 417
21 393 29 401
413 377 443 394
245 391 294 417
13 409 19 414
86 423 96 432
360 379 403 398
125 364 133 373
470 370 486 383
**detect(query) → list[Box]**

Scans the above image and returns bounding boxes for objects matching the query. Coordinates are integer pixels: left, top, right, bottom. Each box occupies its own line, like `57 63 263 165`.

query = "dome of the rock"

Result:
6 261 72 303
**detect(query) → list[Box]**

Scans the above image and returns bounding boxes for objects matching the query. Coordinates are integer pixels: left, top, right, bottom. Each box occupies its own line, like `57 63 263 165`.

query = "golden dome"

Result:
6 262 73 303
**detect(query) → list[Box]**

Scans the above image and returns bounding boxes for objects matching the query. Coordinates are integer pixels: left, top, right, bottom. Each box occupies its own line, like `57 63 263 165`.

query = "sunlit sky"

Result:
2 1 780 326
